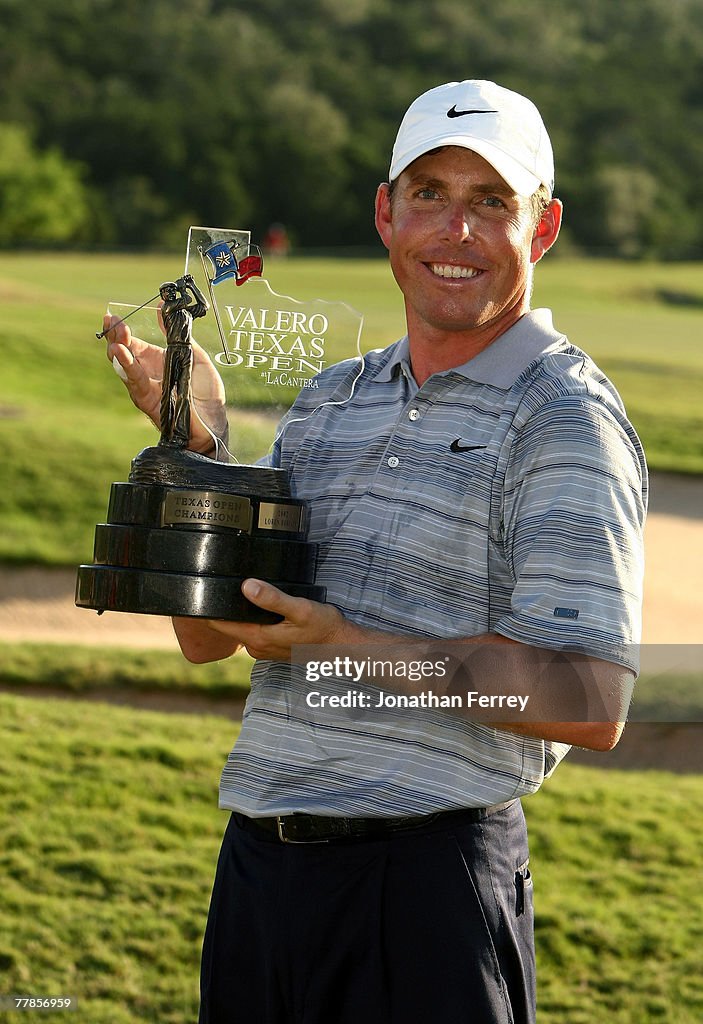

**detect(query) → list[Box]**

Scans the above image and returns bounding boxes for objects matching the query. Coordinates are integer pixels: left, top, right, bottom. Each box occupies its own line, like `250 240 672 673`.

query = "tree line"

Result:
1 0 703 257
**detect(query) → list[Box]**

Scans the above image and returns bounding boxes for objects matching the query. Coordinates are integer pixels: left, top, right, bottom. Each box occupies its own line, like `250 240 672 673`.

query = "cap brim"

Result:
390 136 543 197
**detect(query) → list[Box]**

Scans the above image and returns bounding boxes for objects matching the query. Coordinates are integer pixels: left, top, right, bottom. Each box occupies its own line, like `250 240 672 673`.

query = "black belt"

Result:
237 800 516 844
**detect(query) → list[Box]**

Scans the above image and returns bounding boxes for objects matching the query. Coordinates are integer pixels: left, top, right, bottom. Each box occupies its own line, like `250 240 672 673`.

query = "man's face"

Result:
161 284 177 301
375 147 557 346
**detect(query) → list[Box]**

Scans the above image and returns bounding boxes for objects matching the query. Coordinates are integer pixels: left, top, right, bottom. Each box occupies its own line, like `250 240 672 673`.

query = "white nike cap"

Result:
389 80 554 197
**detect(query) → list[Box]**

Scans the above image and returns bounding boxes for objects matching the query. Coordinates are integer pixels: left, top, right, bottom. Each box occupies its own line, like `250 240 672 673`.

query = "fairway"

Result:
1 252 701 567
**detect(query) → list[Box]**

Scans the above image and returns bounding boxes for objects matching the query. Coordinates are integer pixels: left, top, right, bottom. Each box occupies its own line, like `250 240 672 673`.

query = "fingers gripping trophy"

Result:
73 228 366 624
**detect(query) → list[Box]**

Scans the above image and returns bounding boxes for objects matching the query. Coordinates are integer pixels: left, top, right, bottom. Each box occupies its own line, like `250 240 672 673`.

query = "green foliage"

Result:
0 692 702 1021
2 0 703 253
0 124 89 246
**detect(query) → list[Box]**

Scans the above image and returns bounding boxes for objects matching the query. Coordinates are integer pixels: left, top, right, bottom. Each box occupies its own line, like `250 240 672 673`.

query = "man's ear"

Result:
531 198 563 264
375 182 393 250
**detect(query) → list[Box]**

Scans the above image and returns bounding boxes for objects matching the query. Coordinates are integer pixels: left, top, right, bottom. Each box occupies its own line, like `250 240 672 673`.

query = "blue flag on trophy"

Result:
203 241 239 285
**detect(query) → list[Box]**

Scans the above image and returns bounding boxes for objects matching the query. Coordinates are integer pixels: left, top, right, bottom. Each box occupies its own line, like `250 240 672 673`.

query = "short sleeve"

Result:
494 395 647 671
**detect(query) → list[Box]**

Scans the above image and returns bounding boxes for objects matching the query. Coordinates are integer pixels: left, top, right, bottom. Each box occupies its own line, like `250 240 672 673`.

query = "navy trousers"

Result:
199 801 535 1024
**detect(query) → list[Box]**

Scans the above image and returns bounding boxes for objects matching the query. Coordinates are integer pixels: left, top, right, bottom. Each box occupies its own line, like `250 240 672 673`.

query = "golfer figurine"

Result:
158 274 209 448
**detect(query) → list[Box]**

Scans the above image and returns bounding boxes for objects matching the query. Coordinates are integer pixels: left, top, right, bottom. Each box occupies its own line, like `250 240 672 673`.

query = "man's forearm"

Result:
290 624 633 751
199 582 634 751
173 616 242 663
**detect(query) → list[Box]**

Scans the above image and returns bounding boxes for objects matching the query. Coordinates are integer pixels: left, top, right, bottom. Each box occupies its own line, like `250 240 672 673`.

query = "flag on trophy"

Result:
235 246 264 286
203 241 239 285
203 240 264 287
197 238 265 364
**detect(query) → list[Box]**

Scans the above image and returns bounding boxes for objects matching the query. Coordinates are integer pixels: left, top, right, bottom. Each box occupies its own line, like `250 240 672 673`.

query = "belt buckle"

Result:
276 816 295 843
275 815 330 844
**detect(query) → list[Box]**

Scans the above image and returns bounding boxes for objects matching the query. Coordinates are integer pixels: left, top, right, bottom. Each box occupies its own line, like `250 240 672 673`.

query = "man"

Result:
105 80 647 1023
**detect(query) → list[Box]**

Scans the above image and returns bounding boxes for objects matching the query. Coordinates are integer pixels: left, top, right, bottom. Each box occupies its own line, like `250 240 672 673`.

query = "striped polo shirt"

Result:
218 308 647 816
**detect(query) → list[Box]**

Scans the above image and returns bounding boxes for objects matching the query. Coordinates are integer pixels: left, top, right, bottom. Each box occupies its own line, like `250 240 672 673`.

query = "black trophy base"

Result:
75 446 325 624
76 565 325 624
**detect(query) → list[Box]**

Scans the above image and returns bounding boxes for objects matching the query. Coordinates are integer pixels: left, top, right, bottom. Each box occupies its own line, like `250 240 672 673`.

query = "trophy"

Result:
75 227 364 624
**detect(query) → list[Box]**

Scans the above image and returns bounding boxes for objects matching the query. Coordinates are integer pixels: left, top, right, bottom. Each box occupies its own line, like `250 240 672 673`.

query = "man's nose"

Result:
442 202 475 243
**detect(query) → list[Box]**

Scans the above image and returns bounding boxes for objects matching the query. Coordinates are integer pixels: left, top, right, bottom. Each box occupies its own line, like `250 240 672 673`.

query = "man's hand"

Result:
204 579 358 661
104 313 164 427
103 312 227 454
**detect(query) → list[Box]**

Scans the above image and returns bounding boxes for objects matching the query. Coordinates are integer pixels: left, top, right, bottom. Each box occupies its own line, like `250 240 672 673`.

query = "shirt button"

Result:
408 408 421 421
387 456 400 468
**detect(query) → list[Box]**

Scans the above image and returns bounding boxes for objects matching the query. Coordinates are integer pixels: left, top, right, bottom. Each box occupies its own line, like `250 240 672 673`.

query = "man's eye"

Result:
482 196 506 208
417 188 440 200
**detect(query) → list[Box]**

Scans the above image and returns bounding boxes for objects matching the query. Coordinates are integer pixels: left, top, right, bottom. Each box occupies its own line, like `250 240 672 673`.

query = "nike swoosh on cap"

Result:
450 440 487 453
446 105 497 118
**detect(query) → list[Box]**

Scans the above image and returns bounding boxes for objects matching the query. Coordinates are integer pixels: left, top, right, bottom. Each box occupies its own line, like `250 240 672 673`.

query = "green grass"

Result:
1 252 702 566
0 694 233 1024
0 641 253 697
526 763 703 1022
533 258 703 477
0 692 701 1023
630 672 703 723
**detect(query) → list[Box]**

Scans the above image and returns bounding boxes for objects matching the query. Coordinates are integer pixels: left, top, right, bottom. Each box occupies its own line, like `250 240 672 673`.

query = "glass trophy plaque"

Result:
75 226 365 623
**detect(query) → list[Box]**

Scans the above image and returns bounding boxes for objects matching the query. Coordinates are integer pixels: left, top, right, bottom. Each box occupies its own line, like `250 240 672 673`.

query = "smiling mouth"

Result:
429 263 482 279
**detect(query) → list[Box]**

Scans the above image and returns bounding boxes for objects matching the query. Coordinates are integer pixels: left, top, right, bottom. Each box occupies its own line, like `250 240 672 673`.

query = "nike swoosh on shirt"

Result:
450 440 487 453
446 106 497 118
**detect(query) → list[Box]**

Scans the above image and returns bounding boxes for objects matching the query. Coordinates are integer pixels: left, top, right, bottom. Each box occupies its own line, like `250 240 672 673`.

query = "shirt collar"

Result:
373 336 412 383
372 309 566 389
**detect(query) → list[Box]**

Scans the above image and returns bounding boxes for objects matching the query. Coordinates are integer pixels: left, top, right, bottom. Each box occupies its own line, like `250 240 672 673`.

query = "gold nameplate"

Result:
162 490 252 531
257 502 303 532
